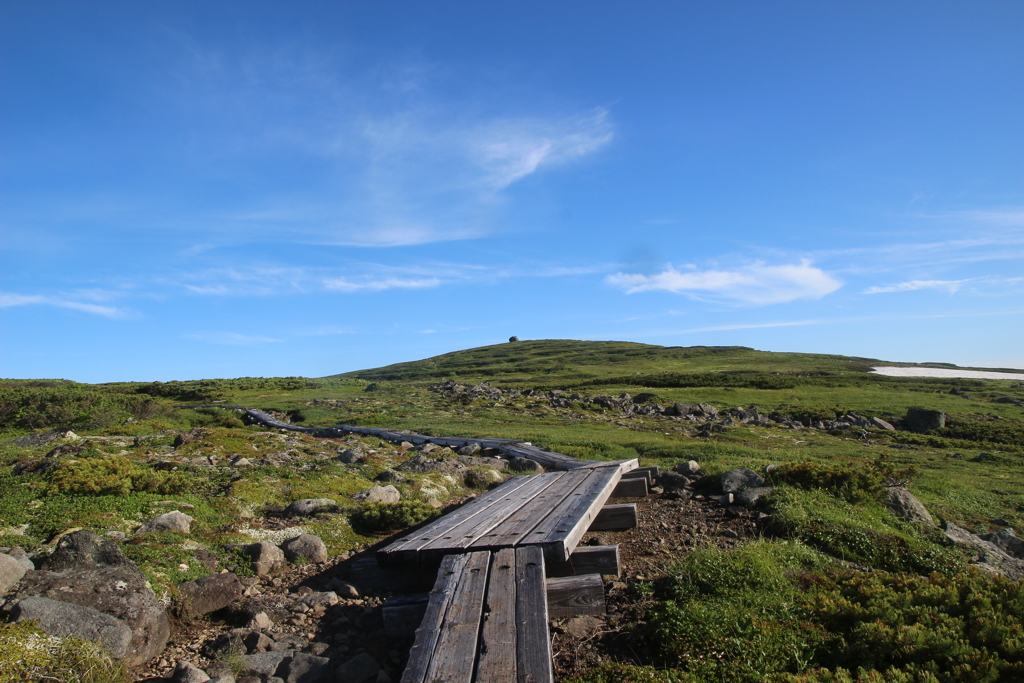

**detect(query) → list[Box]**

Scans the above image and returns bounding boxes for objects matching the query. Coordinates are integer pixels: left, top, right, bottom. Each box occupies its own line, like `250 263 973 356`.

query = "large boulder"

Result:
720 468 764 494
136 510 194 535
885 487 934 525
281 534 328 564
0 553 27 595
904 407 946 433
9 596 133 659
352 485 401 504
178 573 243 616
6 530 169 666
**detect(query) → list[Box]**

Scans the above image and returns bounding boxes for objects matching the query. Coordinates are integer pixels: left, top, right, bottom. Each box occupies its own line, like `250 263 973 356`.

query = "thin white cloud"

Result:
0 293 127 318
183 332 281 345
606 260 842 304
864 279 968 294
322 276 441 293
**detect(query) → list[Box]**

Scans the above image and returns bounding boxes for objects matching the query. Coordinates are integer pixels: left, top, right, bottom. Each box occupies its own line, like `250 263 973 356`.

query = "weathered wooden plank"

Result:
401 553 470 683
588 504 637 531
423 551 491 683
515 546 553 683
475 548 517 683
545 546 620 579
527 466 624 562
382 594 430 638
620 466 659 484
422 473 568 553
380 475 539 557
475 469 590 550
612 477 649 498
546 574 606 618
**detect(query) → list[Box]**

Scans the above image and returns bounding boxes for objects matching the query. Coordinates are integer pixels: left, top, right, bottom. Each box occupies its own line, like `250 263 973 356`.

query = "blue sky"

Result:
2 1 1022 382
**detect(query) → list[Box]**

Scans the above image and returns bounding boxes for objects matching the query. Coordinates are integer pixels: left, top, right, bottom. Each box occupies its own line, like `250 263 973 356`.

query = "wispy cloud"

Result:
0 292 128 318
606 260 842 304
864 279 968 294
182 332 281 345
322 276 441 293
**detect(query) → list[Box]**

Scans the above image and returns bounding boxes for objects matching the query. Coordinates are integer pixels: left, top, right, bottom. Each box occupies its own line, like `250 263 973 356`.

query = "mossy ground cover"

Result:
2 340 1023 682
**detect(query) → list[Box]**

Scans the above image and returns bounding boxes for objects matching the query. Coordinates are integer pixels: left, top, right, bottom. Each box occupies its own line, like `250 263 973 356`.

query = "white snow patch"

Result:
871 367 1024 381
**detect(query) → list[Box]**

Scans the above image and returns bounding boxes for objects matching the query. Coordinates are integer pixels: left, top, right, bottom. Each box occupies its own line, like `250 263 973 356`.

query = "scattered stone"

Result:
456 455 508 470
375 470 408 483
658 471 691 494
337 448 366 464
508 457 543 473
464 468 504 488
247 611 274 631
720 468 764 494
563 615 603 639
673 460 701 476
352 485 401 504
869 416 895 431
457 443 482 456
0 553 28 595
284 499 336 517
396 455 467 476
10 595 133 659
300 591 338 608
240 650 295 677
885 487 935 525
243 542 286 576
173 427 209 447
325 577 360 598
178 573 243 616
244 631 274 653
335 652 381 683
136 511 194 535
281 652 332 683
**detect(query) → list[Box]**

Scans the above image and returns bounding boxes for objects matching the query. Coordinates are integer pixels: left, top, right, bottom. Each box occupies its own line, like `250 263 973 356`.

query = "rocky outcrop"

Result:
885 487 934 525
178 573 244 616
3 530 169 666
944 523 1024 579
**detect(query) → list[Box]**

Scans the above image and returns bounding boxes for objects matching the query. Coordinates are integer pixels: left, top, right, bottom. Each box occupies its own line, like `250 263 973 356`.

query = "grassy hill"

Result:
2 341 1024 681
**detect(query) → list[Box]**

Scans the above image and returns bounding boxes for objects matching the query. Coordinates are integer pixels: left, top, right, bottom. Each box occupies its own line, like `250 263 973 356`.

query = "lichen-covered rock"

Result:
9 595 133 659
352 485 401 504
0 553 27 596
7 531 168 666
673 460 701 476
283 498 336 517
242 542 285 576
136 510 193 535
281 534 328 564
885 487 934 525
720 468 764 494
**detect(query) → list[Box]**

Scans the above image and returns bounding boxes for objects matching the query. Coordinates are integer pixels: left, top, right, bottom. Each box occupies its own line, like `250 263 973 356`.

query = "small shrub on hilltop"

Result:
0 622 129 683
48 457 188 496
350 500 440 533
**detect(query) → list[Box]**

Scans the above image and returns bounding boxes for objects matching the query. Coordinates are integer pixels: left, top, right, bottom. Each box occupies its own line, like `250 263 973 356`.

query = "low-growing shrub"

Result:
767 456 916 504
48 457 189 496
0 621 129 683
349 500 440 533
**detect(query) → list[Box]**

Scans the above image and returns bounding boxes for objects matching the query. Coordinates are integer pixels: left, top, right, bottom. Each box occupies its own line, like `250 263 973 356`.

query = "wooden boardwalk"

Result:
379 461 631 567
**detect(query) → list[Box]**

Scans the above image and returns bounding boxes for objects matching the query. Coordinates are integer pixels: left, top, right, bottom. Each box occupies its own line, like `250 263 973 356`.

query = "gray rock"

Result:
13 531 169 666
456 455 507 470
209 676 237 683
658 471 691 493
12 553 34 572
325 578 360 598
508 457 543 473
734 487 774 506
464 468 504 488
334 652 380 683
419 442 440 454
508 336 520 342
905 407 946 433
136 510 194 535
301 591 338 608
720 468 764 494
869 416 895 431
281 534 328 564
281 652 332 683
352 485 401 504
945 522 1024 580
171 661 212 683
374 470 408 484
979 528 1024 559
0 553 28 595
244 631 274 653
673 460 701 476
10 596 133 659
284 499 337 517
243 542 286 576
240 650 295 676
247 611 274 630
178 573 243 616
885 487 935 525
337 448 366 464
4 429 77 448
456 443 482 456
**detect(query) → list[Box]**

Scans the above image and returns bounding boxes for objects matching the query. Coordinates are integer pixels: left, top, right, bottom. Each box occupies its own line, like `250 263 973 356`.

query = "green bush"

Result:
350 500 440 533
48 457 188 496
0 621 129 683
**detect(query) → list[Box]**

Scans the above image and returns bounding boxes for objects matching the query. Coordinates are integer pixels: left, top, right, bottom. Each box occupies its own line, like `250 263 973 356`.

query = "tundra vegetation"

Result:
1 340 1023 682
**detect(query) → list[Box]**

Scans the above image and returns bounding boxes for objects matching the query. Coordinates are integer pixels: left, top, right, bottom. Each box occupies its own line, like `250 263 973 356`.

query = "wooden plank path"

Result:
401 547 552 683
